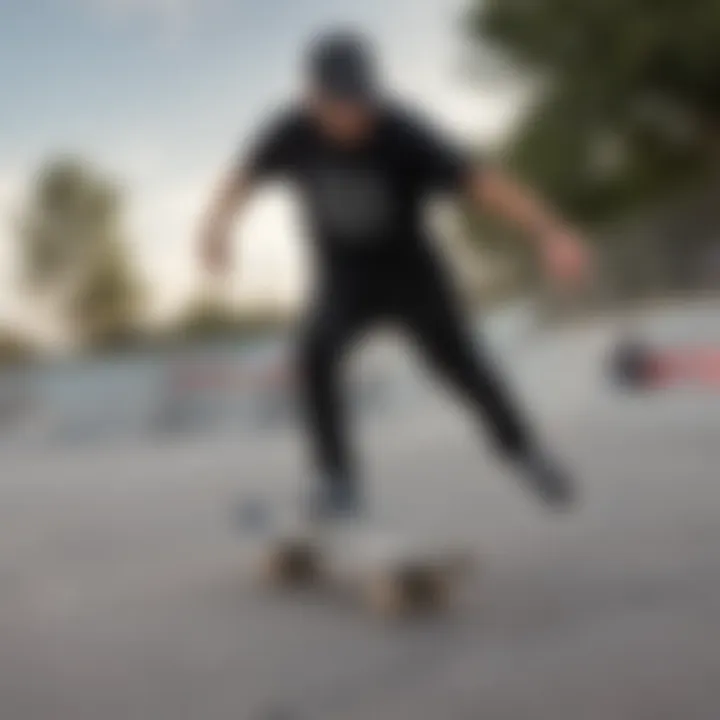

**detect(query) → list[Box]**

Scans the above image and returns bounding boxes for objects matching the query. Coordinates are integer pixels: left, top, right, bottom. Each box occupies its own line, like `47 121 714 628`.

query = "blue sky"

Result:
0 0 526 328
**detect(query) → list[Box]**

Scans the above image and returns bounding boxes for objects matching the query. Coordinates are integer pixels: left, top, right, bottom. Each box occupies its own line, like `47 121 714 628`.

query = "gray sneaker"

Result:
307 479 364 522
517 450 577 509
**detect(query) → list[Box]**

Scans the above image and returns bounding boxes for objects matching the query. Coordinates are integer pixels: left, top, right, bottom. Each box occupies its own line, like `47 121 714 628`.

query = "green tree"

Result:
18 157 145 350
468 0 720 223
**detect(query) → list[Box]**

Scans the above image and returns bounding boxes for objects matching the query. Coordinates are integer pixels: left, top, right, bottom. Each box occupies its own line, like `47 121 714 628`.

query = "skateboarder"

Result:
199 31 591 518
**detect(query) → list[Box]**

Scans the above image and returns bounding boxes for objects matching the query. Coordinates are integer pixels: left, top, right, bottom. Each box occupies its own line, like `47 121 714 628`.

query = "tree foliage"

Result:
18 157 145 350
469 0 720 222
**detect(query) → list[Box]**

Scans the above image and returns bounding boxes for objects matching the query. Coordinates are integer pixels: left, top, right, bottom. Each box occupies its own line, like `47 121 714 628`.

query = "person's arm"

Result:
468 166 590 286
404 109 590 286
198 169 254 275
198 109 298 276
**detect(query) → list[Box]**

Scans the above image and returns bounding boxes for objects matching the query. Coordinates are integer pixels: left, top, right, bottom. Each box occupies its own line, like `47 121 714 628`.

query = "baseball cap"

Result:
306 31 379 103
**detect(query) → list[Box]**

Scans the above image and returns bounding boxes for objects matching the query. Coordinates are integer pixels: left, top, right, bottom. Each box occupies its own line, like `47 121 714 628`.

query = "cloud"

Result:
73 0 222 24
78 0 191 13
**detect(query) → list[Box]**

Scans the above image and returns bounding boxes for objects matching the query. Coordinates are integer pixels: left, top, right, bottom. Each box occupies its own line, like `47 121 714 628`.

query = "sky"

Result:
0 0 527 330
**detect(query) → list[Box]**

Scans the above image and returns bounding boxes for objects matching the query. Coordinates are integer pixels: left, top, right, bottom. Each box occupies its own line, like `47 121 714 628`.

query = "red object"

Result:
645 347 720 388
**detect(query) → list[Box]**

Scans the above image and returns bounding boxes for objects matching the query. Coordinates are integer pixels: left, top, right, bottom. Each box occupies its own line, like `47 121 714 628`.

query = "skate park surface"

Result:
2 302 719 720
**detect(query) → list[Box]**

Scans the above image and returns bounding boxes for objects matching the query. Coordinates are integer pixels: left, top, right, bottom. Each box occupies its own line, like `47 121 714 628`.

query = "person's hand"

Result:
541 228 592 288
199 218 232 277
198 173 249 277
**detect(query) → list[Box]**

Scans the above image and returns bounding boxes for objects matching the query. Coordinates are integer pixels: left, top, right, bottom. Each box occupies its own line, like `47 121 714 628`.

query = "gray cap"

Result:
306 31 379 102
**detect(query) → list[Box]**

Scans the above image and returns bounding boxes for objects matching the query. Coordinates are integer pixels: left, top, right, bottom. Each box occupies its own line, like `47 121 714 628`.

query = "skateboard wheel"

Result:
257 542 320 587
366 568 450 617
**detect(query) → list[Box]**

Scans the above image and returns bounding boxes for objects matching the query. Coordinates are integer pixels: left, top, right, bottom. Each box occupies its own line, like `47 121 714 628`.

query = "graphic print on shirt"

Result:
311 166 392 245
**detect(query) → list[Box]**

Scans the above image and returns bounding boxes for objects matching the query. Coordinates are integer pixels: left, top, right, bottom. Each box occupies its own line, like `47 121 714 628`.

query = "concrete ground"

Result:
1 316 719 720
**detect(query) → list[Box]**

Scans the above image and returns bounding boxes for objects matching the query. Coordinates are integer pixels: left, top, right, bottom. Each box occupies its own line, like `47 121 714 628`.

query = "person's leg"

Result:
297 287 373 516
398 268 574 506
402 287 532 457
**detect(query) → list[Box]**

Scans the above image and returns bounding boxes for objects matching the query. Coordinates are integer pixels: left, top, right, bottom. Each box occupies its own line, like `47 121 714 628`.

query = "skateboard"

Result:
236 498 475 618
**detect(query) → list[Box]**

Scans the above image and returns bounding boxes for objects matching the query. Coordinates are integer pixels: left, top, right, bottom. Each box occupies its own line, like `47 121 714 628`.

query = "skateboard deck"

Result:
237 501 475 617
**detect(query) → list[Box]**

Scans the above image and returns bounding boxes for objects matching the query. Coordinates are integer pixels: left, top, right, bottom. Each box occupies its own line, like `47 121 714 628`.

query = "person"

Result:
198 31 591 520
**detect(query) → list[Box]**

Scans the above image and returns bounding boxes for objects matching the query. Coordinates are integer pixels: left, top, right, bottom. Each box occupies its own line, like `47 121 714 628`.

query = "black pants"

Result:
298 257 533 489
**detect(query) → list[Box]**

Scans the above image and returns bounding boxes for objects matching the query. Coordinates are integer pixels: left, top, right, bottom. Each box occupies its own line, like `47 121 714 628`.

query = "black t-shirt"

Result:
242 104 474 273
